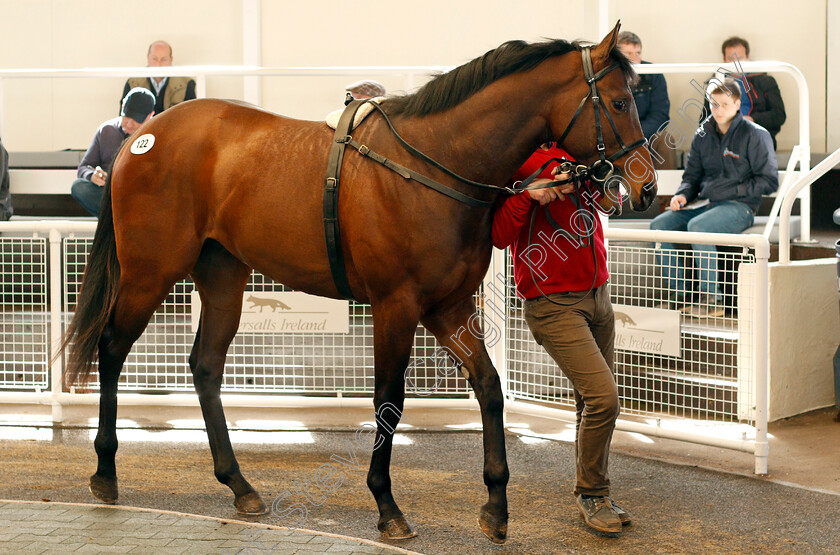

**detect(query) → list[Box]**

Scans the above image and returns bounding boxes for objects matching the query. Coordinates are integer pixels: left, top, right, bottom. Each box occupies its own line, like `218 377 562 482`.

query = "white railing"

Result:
0 221 770 473
778 146 840 263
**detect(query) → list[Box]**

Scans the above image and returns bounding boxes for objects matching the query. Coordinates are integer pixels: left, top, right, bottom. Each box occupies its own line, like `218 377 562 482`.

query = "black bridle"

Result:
519 46 648 307
516 46 647 195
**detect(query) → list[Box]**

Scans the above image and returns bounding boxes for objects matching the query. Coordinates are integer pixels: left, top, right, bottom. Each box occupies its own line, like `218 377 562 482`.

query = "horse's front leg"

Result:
368 297 421 539
422 296 509 544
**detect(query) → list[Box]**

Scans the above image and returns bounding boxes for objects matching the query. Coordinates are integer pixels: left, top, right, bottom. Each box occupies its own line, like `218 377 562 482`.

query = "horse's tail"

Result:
61 172 120 387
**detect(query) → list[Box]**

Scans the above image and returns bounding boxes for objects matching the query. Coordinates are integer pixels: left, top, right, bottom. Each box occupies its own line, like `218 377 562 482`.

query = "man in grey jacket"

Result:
650 77 778 317
72 88 155 216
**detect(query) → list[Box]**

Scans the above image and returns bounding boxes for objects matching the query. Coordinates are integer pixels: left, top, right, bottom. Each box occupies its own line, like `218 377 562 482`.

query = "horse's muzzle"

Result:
633 181 657 211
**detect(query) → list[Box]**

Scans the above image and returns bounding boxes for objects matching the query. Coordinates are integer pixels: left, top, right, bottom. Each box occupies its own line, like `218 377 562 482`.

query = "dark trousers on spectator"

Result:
71 178 104 217
523 284 619 497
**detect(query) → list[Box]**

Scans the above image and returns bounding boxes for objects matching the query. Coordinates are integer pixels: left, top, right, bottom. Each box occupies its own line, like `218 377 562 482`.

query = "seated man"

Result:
122 40 196 116
0 136 11 220
617 32 670 144
650 77 778 317
704 36 786 149
72 88 155 216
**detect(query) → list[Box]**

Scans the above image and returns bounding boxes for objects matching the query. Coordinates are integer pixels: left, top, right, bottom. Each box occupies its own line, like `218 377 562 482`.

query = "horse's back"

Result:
109 98 347 295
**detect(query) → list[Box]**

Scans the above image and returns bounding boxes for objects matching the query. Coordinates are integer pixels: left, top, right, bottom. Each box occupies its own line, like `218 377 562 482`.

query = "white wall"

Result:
257 0 585 122
768 259 839 421
0 0 244 151
0 0 830 154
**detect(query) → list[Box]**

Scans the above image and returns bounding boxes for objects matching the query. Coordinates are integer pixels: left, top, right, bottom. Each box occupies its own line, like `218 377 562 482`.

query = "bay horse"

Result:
63 22 656 543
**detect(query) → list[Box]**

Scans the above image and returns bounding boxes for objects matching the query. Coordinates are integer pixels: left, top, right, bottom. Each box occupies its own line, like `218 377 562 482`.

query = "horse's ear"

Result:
594 20 622 62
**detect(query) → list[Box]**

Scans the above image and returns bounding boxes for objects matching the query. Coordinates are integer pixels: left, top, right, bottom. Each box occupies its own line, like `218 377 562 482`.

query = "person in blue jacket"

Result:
617 31 670 142
0 137 11 221
650 77 778 317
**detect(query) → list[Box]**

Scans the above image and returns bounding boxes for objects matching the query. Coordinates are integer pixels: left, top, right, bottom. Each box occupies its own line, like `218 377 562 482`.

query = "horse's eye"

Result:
612 99 628 113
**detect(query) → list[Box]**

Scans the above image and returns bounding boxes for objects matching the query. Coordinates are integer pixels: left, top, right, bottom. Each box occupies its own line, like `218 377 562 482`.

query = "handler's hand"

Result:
527 172 572 205
669 194 687 211
91 166 107 187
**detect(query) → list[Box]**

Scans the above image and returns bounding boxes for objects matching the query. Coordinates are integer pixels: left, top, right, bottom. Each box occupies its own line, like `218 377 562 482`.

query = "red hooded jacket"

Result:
491 145 609 300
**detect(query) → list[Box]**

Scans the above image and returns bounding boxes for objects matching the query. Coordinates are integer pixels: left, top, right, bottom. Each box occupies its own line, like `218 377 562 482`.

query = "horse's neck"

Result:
397 72 560 187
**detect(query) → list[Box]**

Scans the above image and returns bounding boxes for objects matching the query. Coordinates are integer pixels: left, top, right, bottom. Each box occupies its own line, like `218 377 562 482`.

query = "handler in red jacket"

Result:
492 142 629 534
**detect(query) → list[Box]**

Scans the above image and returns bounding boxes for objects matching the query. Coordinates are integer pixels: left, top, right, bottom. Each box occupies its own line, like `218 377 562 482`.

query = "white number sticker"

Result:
130 134 156 154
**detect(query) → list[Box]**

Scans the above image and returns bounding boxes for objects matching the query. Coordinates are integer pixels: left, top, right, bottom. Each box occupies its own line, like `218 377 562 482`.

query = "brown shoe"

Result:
608 497 632 526
576 495 622 533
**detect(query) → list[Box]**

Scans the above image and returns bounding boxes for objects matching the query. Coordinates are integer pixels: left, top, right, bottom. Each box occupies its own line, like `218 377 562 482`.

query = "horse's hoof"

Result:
479 506 508 544
235 491 269 515
378 516 417 540
89 474 118 505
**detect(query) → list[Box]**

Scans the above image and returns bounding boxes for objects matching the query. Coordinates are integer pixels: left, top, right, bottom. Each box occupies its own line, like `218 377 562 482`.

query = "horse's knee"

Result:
471 371 503 410
367 469 391 496
191 356 225 397
483 459 510 489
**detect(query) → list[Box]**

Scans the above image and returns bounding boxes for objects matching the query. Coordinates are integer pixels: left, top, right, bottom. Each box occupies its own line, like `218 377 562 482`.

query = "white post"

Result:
195 73 207 99
482 249 508 401
242 0 261 106
584 0 611 40
49 229 64 423
798 146 812 243
753 238 770 474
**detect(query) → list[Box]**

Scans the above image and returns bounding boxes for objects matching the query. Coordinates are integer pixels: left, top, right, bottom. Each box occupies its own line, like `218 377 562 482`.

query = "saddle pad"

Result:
325 97 384 131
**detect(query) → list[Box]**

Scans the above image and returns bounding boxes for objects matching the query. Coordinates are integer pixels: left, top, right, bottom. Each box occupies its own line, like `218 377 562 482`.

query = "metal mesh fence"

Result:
62 237 470 397
0 234 49 390
505 240 757 424
2 227 760 426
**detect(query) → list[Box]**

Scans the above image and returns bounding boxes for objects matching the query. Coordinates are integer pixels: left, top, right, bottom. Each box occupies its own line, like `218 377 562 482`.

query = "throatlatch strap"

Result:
323 100 365 300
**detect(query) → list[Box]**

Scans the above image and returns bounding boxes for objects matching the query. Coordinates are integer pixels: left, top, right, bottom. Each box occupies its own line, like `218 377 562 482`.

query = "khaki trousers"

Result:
523 284 619 497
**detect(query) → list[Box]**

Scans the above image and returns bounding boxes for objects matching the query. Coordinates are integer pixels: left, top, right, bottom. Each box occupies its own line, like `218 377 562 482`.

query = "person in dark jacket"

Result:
73 88 155 216
121 40 196 116
617 31 670 141
651 77 778 317
703 36 786 149
0 137 12 220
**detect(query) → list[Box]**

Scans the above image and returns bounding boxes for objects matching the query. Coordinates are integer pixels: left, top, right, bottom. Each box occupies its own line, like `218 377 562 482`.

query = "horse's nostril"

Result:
634 182 657 211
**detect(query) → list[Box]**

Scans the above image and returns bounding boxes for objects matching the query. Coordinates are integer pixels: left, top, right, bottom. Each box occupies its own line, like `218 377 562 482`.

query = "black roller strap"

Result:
323 99 365 300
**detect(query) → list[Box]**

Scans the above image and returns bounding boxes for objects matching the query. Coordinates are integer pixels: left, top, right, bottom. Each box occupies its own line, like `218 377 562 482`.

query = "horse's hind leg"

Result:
189 240 267 515
367 296 421 539
90 271 185 504
421 296 509 544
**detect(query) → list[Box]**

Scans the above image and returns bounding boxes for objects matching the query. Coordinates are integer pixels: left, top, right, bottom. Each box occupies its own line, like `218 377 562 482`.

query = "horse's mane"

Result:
380 39 636 117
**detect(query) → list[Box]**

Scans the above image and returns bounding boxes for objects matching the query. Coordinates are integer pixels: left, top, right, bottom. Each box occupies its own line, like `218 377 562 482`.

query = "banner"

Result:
613 304 680 357
191 291 350 334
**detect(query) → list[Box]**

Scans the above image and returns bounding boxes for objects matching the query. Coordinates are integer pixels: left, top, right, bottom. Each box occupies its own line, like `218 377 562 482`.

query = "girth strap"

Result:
323 100 365 300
